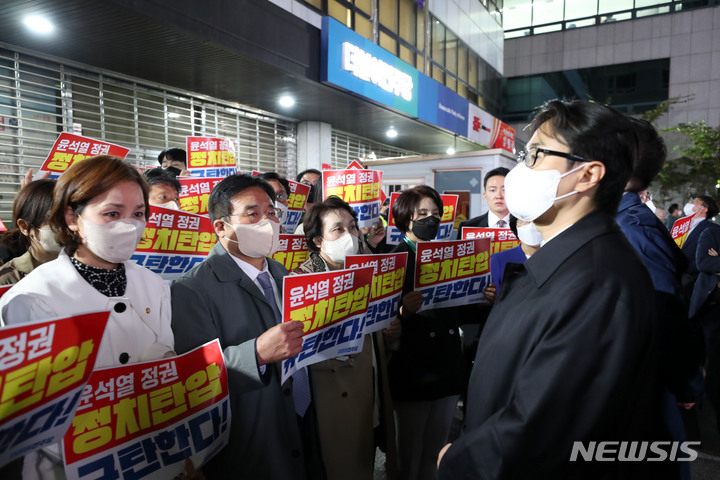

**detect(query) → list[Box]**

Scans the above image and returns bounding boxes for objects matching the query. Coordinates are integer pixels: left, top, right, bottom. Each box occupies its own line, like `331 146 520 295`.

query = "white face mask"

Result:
683 202 698 217
79 215 146 264
33 227 63 254
224 218 280 258
505 162 585 222
156 201 180 211
644 199 657 214
516 222 543 247
320 233 358 264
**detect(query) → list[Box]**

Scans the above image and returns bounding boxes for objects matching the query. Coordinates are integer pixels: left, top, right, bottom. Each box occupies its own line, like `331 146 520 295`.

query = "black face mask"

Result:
411 215 440 241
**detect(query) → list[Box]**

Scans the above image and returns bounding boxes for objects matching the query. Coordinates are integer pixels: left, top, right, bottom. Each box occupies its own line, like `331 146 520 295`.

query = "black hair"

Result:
143 167 181 194
509 215 518 237
208 174 276 222
625 117 666 192
392 185 443 234
0 179 56 255
698 195 719 220
157 147 187 167
296 168 322 183
529 100 638 215
484 167 510 189
303 196 358 253
257 172 290 197
668 203 679 215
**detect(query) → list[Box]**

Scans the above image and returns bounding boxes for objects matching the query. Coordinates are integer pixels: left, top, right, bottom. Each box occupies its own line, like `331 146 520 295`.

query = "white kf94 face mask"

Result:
504 162 585 222
516 222 543 247
79 216 146 264
224 218 281 258
321 233 359 264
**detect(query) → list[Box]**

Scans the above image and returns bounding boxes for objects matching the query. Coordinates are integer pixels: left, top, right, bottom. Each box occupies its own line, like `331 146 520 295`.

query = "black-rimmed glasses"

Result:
517 147 587 168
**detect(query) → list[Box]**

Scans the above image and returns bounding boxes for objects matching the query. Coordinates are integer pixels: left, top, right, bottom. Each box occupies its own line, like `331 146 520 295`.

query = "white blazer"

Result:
0 250 174 368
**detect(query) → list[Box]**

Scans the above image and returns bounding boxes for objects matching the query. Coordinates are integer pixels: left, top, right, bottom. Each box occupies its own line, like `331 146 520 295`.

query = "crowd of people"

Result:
0 99 718 480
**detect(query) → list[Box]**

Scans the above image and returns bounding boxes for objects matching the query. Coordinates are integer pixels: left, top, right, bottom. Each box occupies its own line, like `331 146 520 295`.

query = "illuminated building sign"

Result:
342 42 413 102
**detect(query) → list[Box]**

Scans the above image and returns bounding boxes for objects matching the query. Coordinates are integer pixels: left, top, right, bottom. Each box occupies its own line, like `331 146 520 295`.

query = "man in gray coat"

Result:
171 174 316 479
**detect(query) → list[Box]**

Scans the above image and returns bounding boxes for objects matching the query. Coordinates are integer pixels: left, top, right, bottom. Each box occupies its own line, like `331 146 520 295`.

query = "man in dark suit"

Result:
681 195 720 295
455 167 510 238
171 175 320 479
439 100 672 479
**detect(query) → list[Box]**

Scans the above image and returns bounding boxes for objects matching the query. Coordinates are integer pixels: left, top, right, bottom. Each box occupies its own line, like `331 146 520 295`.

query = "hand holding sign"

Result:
256 321 305 366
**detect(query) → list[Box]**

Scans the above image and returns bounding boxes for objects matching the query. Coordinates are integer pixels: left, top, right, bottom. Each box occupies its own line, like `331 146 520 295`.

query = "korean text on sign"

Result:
178 178 223 215
281 267 374 383
62 340 230 480
386 192 459 245
461 227 520 255
670 216 693 248
345 252 408 333
322 169 383 228
131 206 217 281
186 136 238 179
414 238 491 310
271 235 310 272
283 181 311 233
36 133 130 180
0 311 110 469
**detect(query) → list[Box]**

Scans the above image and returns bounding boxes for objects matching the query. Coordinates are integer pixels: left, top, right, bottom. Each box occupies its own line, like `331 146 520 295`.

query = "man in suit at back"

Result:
456 167 510 238
681 195 720 295
171 174 320 479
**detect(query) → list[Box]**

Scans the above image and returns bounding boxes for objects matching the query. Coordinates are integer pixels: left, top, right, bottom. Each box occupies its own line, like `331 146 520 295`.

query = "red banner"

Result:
460 227 520 255
63 340 229 480
323 169 383 228
131 206 217 281
281 267 374 383
270 235 310 272
414 238 491 310
670 216 694 248
36 133 130 179
186 137 238 178
345 253 407 333
178 178 223 215
0 311 110 468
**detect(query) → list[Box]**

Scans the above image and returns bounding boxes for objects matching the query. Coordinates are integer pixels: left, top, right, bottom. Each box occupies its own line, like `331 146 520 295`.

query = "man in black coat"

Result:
680 195 720 296
438 100 674 479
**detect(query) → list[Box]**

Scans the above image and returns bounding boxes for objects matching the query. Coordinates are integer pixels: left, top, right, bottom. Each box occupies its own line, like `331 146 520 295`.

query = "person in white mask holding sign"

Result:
0 155 175 479
438 100 672 479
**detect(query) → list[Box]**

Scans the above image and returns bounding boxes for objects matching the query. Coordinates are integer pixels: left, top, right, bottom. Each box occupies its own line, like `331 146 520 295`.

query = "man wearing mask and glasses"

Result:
438 100 673 479
171 174 322 480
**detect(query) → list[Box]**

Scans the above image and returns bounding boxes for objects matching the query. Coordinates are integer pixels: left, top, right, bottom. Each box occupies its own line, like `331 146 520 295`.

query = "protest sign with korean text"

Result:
414 238 491 310
460 227 520 255
131 206 217 281
671 216 694 248
283 180 311 233
63 339 229 480
345 160 365 170
281 267 374 383
178 178 223 215
186 137 238 178
345 252 407 333
0 311 110 468
386 192 459 245
36 133 130 180
323 169 383 228
270 235 310 272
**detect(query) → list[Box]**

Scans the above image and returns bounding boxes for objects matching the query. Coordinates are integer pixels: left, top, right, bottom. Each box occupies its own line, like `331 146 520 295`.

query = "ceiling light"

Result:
386 128 398 138
24 15 53 34
278 96 295 107
446 146 456 155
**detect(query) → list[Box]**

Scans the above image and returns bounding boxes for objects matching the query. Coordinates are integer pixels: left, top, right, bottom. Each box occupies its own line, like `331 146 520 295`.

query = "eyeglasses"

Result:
275 194 288 202
226 207 282 222
517 147 587 168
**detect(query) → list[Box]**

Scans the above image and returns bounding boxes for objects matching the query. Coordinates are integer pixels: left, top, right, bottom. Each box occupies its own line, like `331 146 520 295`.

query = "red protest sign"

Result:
0 311 110 468
186 137 238 178
323 169 383 228
281 267 374 383
178 178 223 215
37 133 130 179
132 206 217 281
670 216 694 248
345 252 408 333
62 340 229 480
271 235 310 272
414 238 491 310
461 227 520 255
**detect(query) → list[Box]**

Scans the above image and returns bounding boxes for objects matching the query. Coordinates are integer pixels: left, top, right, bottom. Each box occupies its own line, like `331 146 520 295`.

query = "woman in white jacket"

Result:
0 155 175 479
